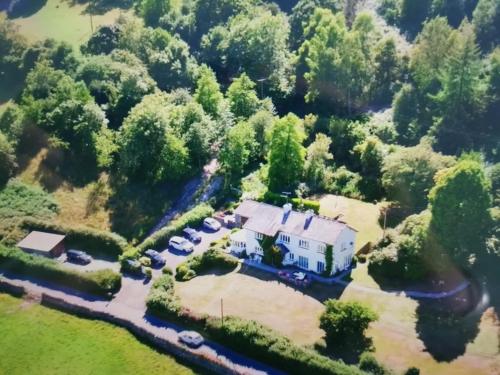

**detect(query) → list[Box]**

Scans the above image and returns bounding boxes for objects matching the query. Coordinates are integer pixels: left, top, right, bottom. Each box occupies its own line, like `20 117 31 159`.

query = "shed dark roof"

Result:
234 200 355 245
17 231 65 253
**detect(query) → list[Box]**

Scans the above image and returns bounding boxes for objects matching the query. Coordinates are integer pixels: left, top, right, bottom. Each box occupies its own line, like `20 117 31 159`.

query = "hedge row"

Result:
175 240 238 281
0 246 121 297
260 191 321 213
137 203 215 253
22 218 128 258
146 275 363 375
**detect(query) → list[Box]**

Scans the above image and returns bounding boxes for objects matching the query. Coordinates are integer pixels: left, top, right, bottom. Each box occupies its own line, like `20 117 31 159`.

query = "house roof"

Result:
234 200 355 246
17 231 66 253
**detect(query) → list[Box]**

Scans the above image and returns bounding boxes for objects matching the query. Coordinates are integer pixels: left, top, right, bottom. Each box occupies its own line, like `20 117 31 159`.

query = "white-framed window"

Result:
298 256 309 269
289 253 294 260
254 245 263 254
317 244 326 254
299 239 309 249
279 233 290 244
255 232 263 240
317 261 325 273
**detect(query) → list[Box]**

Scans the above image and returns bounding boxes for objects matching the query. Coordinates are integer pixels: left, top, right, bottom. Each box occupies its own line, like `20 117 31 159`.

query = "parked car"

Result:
122 259 144 276
169 236 194 253
66 249 92 265
178 330 204 348
203 217 221 231
144 249 166 267
183 227 201 243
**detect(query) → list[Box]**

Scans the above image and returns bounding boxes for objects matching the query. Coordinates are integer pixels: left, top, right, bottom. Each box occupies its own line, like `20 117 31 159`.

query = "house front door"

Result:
298 256 309 270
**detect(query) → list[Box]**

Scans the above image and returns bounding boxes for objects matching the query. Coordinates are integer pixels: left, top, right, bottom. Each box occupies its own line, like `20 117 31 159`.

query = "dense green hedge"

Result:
0 246 121 297
260 191 321 213
146 274 364 375
22 218 128 258
175 239 238 281
137 203 215 253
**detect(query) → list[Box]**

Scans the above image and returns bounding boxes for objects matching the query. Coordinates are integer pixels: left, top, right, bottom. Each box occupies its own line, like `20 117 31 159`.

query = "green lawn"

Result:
318 194 384 252
0 293 199 375
9 0 127 48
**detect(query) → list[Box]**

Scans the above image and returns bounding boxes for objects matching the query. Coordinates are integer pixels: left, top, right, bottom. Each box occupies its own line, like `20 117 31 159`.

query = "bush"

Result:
405 367 420 375
162 266 173 275
205 316 364 375
0 245 121 297
259 191 320 213
22 218 128 258
144 267 152 279
175 246 238 281
359 352 391 375
146 274 181 318
138 203 214 252
357 254 367 263
139 256 151 267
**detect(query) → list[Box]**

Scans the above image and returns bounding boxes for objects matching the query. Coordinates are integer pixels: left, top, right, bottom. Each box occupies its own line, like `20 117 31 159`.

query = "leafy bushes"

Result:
22 218 128 258
175 241 238 281
138 203 214 252
259 191 320 213
0 246 121 297
146 275 364 375
205 316 364 375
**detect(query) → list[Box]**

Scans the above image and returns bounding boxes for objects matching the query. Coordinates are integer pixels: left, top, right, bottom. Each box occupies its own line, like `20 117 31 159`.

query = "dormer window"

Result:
280 233 290 244
317 244 326 254
255 232 263 240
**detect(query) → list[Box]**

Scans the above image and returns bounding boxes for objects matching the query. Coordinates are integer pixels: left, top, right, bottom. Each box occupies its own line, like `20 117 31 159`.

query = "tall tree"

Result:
220 121 257 186
0 132 16 187
304 133 333 191
226 73 260 119
267 114 306 192
194 65 223 118
355 136 384 200
399 0 432 37
432 22 486 154
473 0 500 52
429 158 492 265
372 38 402 105
138 0 172 27
382 140 456 211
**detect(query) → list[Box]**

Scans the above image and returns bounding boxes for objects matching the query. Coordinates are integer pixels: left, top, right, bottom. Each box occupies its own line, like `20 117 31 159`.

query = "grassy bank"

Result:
0 293 199 375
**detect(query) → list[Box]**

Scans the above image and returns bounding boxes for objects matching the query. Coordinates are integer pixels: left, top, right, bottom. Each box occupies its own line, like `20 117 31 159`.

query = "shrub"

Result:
138 203 214 252
359 352 391 375
175 247 238 281
320 300 378 351
139 256 151 267
22 218 128 258
357 254 367 263
162 266 173 275
259 191 320 213
0 245 121 297
405 367 420 375
146 274 181 318
144 267 152 279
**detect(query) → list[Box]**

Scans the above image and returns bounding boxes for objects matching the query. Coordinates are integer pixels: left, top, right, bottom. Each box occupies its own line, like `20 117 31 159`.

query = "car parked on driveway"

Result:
66 250 92 265
169 236 194 253
178 330 204 348
203 217 221 232
182 227 201 243
144 249 166 267
122 259 144 276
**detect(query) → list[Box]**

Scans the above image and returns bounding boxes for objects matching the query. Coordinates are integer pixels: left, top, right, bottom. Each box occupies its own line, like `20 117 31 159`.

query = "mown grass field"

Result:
8 0 127 48
0 293 199 375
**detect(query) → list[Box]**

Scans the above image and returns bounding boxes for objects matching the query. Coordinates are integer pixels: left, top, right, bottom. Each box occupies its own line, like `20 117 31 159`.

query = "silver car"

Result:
178 330 204 348
169 236 194 253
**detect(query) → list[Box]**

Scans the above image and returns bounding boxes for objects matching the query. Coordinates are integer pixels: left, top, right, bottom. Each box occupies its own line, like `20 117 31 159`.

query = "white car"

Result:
203 217 221 231
178 330 204 348
169 236 194 252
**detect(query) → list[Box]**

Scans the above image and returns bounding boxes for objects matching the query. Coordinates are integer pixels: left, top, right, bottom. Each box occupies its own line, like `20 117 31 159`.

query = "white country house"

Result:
230 200 356 275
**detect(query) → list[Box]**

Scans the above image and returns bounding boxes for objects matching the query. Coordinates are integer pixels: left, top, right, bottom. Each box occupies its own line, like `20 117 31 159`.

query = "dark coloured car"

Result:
122 259 144 276
182 227 201 243
66 249 92 265
144 249 166 267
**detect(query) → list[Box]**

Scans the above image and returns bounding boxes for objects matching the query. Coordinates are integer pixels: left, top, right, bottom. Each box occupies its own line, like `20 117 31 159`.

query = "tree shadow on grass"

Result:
70 0 134 15
6 0 47 19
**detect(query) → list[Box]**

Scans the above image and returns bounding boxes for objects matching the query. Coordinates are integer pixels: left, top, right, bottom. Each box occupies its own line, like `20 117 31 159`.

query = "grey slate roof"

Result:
234 200 355 245
17 231 65 253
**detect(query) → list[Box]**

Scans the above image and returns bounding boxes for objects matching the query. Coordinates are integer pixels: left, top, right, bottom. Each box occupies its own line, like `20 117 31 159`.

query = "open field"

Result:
0 293 198 375
318 194 384 252
8 0 127 48
176 265 500 375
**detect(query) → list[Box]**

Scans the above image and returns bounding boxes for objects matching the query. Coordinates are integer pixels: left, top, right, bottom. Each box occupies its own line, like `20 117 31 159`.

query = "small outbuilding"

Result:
17 231 66 258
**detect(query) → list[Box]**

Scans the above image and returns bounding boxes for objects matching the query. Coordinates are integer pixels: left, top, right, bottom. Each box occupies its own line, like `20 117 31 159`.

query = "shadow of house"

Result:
6 0 47 19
